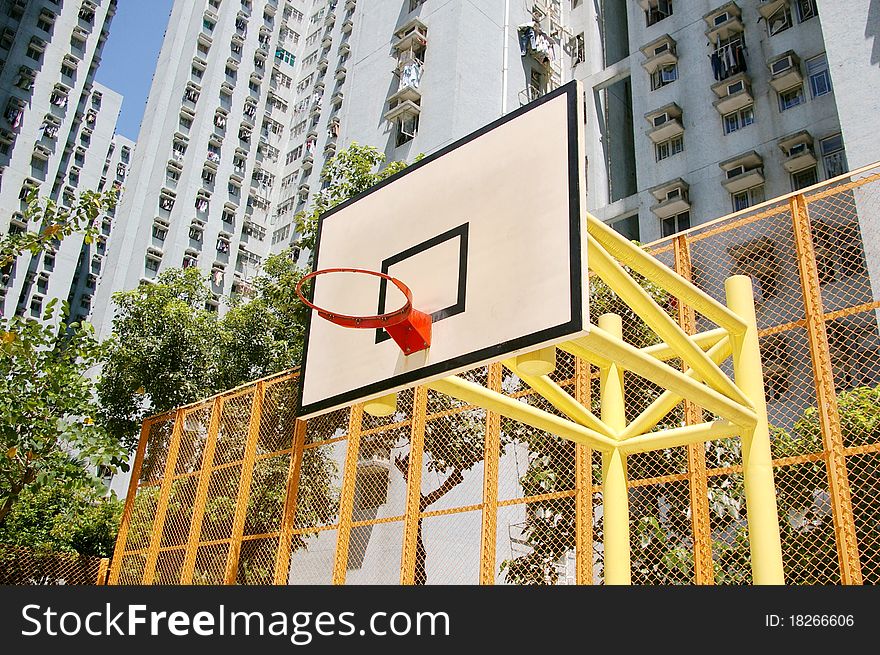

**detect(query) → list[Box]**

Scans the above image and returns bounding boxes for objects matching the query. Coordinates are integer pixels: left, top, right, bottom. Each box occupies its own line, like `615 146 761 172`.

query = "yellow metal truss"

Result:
424 213 785 585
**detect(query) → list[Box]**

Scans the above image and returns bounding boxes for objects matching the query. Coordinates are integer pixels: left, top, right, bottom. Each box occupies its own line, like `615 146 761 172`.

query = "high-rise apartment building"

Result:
0 0 126 322
93 0 880 337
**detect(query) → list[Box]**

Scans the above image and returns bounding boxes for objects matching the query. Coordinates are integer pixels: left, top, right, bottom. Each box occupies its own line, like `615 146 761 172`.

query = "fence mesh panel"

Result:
107 171 880 586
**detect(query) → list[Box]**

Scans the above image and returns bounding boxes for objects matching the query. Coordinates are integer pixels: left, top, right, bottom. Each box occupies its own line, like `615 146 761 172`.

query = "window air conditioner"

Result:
713 12 730 26
771 56 793 75
727 80 744 95
653 42 669 56
652 112 670 127
727 165 746 179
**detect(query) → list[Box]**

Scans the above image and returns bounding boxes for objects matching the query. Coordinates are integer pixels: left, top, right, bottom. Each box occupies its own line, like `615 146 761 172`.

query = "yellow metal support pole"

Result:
515 346 557 376
141 409 186 584
181 398 223 584
562 329 756 429
273 418 308 584
641 327 728 361
224 383 265 584
574 357 593 585
598 314 630 585
791 194 862 584
332 403 364 584
588 234 750 407
364 392 397 418
108 418 151 585
586 214 747 334
618 420 741 454
96 558 110 585
502 358 617 437
726 275 785 585
479 363 502 585
400 386 428 585
675 234 714 585
619 337 732 439
427 376 618 451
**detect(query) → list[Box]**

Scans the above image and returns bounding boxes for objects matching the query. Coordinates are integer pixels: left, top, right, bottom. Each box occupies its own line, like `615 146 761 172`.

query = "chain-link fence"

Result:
1 545 109 585
110 166 880 585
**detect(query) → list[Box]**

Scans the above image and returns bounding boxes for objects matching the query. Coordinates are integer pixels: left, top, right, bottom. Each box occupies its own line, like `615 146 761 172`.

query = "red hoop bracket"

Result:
295 268 432 355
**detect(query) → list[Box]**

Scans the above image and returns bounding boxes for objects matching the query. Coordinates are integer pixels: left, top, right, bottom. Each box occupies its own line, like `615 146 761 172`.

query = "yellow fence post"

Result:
96 558 110 585
598 314 630 585
224 383 265 584
274 417 308 584
141 409 186 585
674 234 715 585
791 194 862 584
332 403 364 585
108 418 151 585
479 363 502 584
726 275 785 584
180 397 223 584
574 357 593 585
400 385 428 585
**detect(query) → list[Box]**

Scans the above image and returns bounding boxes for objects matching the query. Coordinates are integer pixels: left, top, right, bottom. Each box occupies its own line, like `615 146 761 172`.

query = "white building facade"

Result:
0 0 126 322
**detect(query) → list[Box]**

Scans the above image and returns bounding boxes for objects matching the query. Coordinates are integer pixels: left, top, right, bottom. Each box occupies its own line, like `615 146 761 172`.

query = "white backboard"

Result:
297 82 587 418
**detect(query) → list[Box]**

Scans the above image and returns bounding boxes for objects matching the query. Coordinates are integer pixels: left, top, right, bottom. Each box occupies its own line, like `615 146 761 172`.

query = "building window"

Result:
796 0 817 22
660 211 689 238
145 256 160 272
814 221 866 285
807 54 831 98
791 166 818 191
723 105 754 134
610 215 639 242
645 0 672 27
396 114 419 146
37 13 54 33
766 5 792 36
778 85 804 111
821 133 848 179
655 135 683 162
651 63 678 90
574 33 585 65
732 185 765 212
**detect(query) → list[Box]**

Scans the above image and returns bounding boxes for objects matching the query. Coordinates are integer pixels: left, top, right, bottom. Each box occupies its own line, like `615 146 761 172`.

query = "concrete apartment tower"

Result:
0 0 127 323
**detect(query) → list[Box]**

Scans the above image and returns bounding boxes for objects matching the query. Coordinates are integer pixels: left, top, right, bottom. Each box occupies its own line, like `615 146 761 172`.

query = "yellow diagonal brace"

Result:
620 337 732 439
586 214 747 335
560 327 756 429
588 234 751 408
619 420 741 455
641 327 727 362
502 358 617 438
426 376 618 452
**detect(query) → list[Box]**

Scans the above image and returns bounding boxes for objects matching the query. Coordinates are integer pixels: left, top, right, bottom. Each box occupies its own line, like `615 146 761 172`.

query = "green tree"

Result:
294 142 411 253
0 300 126 527
0 483 122 557
1 188 118 269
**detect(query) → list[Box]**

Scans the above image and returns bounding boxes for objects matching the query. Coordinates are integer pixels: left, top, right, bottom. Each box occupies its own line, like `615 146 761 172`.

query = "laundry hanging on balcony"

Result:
517 24 555 65
710 42 747 81
399 61 422 90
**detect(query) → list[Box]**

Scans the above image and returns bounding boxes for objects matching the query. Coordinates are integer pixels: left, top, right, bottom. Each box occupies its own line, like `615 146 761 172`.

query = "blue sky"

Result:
95 0 175 141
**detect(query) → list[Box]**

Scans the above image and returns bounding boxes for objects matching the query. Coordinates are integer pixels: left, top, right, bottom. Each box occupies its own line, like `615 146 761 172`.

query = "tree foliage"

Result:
294 142 411 254
0 483 122 557
1 188 118 269
0 300 126 527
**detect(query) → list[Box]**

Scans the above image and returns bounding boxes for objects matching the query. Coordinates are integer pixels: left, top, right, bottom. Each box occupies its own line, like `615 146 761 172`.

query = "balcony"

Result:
650 178 690 219
335 65 347 81
711 73 753 115
768 51 802 93
394 18 428 52
778 131 816 173
645 103 683 143
704 2 744 45
325 11 336 27
321 33 333 49
640 34 677 74
342 18 353 34
757 0 789 20
719 151 764 194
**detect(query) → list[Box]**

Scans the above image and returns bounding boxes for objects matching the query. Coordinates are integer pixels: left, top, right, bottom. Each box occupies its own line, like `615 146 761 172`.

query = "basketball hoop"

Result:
295 268 432 355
